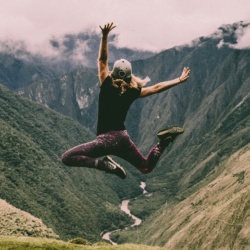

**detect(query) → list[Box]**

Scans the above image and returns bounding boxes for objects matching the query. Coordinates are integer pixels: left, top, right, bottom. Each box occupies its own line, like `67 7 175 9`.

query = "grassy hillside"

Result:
0 84 142 242
111 92 250 248
0 236 166 250
111 142 250 249
109 23 250 247
0 199 59 239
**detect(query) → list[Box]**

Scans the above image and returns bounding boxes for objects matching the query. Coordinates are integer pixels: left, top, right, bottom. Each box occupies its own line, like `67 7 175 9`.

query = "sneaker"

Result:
157 126 184 145
103 156 126 179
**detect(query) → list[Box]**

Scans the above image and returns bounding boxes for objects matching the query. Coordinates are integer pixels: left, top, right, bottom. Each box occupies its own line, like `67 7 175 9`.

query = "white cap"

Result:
112 59 132 79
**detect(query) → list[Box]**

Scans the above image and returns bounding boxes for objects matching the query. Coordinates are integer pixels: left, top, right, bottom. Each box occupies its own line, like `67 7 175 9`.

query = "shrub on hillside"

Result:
69 238 91 245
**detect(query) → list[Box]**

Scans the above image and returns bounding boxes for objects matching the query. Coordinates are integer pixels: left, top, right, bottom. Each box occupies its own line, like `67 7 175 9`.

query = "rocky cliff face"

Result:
17 67 100 133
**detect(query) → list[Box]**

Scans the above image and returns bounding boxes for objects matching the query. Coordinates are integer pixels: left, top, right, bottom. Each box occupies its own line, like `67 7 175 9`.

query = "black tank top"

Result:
97 76 141 135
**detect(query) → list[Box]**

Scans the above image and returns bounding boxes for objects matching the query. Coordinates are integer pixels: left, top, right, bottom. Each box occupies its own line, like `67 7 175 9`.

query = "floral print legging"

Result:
62 130 166 174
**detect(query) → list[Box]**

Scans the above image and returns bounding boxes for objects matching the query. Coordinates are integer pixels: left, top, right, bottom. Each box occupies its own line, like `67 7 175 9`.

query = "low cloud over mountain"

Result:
0 30 155 75
216 20 250 49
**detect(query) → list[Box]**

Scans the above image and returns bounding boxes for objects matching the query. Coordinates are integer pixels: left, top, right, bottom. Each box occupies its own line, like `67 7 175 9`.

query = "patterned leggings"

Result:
62 130 166 174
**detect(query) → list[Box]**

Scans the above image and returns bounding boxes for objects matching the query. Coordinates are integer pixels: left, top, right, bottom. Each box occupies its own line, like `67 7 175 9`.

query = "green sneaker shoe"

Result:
103 156 126 179
157 126 184 146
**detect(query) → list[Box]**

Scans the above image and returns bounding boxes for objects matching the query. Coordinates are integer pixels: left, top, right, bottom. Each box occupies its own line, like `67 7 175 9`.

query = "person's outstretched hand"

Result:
99 23 116 36
180 67 191 82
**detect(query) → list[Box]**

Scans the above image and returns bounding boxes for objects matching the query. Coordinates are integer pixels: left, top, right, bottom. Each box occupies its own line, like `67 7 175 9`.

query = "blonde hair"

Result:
130 74 150 88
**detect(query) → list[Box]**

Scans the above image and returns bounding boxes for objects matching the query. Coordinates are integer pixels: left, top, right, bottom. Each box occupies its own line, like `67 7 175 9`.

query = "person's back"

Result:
97 75 141 135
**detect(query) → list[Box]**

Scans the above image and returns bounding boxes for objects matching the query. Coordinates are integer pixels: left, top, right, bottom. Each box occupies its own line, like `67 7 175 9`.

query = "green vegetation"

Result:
0 84 138 242
111 143 250 249
69 238 91 245
110 39 250 247
0 236 166 250
5 22 250 249
0 199 59 239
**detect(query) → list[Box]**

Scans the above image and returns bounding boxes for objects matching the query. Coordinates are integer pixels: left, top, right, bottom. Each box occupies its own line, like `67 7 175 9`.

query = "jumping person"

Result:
62 23 190 179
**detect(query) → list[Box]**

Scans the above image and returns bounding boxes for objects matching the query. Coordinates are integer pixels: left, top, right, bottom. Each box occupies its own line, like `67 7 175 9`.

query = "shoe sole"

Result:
157 126 184 138
104 156 126 179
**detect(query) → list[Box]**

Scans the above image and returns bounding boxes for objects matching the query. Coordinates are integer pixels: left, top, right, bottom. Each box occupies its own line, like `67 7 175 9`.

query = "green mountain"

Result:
0 84 143 242
111 141 250 249
109 22 250 248
0 53 57 90
8 20 250 248
16 67 100 134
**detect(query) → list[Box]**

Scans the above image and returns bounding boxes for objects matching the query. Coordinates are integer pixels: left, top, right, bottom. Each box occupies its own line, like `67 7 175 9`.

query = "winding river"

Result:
101 181 147 245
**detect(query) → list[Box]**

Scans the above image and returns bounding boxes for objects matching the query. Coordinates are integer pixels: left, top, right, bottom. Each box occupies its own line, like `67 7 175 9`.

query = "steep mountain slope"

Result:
0 53 57 90
16 67 100 134
14 20 250 248
0 84 142 242
112 141 250 249
136 23 250 194
16 66 145 143
0 199 59 238
109 22 250 248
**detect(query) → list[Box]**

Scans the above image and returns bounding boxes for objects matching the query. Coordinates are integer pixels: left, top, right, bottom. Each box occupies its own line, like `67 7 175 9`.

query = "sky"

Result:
0 0 249 56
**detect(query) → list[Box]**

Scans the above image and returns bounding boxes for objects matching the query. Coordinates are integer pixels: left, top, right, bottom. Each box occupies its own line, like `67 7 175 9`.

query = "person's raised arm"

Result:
98 23 116 84
139 67 190 98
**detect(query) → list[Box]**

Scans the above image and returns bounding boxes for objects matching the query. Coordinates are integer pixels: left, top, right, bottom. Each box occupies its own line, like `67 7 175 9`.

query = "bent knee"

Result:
62 153 70 166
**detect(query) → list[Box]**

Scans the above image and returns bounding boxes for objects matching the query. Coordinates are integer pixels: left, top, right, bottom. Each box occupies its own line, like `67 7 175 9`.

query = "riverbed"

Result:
101 181 147 245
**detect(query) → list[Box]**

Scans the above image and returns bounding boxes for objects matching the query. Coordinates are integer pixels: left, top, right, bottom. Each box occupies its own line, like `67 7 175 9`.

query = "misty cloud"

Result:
0 0 249 54
45 31 119 69
230 24 250 49
50 31 104 59
217 21 250 49
0 30 155 76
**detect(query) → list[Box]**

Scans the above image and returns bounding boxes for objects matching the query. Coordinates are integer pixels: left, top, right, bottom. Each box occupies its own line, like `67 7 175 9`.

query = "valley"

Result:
102 182 147 245
0 20 250 249
111 142 250 249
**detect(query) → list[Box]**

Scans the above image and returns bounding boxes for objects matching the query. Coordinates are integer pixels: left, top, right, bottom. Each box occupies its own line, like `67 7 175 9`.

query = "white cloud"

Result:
0 0 249 53
216 20 250 50
230 24 250 49
217 40 225 49
69 39 90 66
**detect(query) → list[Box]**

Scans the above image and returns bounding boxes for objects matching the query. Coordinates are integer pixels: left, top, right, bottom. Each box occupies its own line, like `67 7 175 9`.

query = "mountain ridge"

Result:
16 20 250 197
0 31 156 91
3 20 250 248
